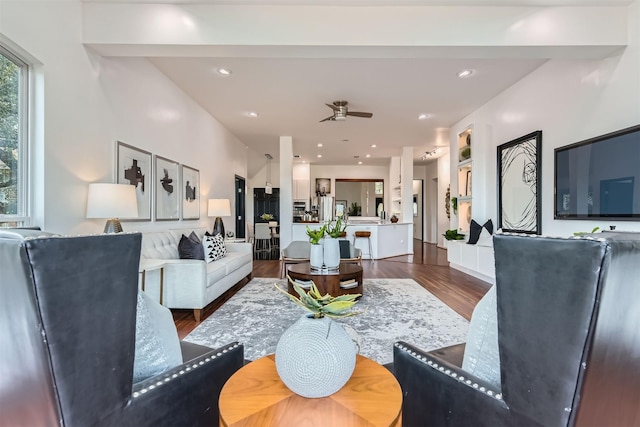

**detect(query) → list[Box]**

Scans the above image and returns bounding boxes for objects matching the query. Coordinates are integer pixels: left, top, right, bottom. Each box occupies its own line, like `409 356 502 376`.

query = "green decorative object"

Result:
460 146 471 160
443 229 466 241
260 213 274 221
306 225 326 245
325 218 347 238
452 197 458 215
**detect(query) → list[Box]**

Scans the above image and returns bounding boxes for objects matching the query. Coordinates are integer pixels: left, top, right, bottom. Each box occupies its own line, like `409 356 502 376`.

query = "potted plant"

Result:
306 224 326 269
323 219 347 270
443 229 465 241
274 279 361 398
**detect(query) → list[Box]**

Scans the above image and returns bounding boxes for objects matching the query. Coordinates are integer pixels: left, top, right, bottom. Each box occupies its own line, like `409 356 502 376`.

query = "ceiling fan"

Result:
320 100 373 122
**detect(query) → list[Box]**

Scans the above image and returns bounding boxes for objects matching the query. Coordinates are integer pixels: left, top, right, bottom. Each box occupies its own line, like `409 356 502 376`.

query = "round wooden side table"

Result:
219 354 402 427
287 262 363 297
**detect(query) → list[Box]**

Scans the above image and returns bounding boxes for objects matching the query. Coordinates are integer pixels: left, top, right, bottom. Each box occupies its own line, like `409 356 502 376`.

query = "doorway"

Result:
235 175 246 238
413 179 424 241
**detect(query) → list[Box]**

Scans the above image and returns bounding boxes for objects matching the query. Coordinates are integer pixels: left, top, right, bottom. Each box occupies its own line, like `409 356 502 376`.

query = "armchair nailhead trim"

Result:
394 342 503 401
132 343 241 399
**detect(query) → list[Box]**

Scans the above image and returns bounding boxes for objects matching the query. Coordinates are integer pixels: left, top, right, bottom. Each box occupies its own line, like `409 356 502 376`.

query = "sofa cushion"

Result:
205 259 230 287
461 285 501 389
203 234 226 263
178 232 205 260
133 291 182 382
141 231 180 260
222 251 252 276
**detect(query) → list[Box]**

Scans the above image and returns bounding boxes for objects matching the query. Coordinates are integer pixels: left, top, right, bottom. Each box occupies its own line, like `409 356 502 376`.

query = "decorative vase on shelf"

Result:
275 314 356 398
323 238 340 270
309 243 324 270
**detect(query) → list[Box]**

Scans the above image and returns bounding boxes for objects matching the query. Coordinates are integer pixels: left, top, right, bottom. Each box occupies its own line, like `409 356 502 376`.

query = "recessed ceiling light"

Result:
371 144 377 148
418 113 431 120
457 69 474 78
317 143 323 147
365 154 371 158
302 160 306 163
217 68 232 76
358 161 363 165
317 154 322 158
247 112 259 118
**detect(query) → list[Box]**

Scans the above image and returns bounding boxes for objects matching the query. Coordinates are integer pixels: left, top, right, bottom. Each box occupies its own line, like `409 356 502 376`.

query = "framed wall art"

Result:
181 164 200 220
116 141 152 221
155 155 180 221
315 178 331 196
497 130 542 234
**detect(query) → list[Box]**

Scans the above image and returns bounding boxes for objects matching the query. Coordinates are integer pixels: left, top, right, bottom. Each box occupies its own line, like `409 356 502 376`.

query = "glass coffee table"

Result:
219 354 401 426
286 262 363 297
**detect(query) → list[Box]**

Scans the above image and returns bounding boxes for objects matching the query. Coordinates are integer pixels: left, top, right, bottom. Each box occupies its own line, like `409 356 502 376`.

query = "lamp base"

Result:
213 217 225 237
104 218 123 233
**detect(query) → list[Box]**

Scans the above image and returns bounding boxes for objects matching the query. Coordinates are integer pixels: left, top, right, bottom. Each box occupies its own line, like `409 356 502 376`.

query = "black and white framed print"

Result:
116 141 152 221
154 155 180 221
497 130 542 234
181 164 200 220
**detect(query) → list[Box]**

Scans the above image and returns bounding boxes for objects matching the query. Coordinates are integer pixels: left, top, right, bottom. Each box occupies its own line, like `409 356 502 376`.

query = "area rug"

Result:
185 278 469 365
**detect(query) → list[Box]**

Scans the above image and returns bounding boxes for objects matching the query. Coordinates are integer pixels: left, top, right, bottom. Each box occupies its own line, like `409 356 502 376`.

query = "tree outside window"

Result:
0 47 27 226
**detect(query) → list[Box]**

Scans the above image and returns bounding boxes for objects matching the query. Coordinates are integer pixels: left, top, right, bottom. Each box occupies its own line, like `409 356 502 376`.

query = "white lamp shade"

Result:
208 199 231 217
86 183 139 219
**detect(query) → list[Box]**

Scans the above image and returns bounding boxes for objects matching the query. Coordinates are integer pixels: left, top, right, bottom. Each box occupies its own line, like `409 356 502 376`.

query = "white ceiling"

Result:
81 0 633 175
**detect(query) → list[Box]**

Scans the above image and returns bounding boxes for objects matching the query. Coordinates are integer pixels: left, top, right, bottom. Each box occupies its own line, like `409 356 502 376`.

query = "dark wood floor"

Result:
173 240 490 339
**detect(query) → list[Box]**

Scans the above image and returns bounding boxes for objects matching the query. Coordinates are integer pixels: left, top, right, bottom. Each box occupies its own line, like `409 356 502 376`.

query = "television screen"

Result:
555 124 640 220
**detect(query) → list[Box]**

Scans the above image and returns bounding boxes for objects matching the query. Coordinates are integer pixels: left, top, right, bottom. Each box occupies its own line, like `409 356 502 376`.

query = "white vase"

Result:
309 243 323 270
323 238 340 270
275 315 356 398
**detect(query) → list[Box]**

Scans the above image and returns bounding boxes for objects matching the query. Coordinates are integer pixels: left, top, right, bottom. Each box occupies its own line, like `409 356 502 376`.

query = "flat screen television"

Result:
555 124 640 220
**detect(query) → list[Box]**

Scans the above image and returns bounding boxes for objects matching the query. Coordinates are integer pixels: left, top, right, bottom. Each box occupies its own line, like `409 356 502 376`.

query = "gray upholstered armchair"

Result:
0 229 244 426
393 232 640 427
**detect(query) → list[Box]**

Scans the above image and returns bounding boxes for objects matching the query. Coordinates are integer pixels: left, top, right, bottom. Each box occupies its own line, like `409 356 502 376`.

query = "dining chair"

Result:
268 221 280 253
254 223 272 259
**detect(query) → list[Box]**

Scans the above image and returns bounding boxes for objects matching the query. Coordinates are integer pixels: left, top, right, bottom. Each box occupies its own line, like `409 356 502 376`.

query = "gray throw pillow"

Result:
133 291 182 383
461 285 501 389
178 231 205 260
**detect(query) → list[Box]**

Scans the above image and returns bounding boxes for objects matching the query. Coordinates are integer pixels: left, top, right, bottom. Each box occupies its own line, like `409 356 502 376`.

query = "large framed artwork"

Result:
181 164 200 220
116 141 152 221
497 130 542 234
155 155 180 221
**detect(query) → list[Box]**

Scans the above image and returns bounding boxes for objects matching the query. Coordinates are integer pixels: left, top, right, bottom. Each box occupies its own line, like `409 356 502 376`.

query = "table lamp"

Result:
86 183 139 233
208 198 231 236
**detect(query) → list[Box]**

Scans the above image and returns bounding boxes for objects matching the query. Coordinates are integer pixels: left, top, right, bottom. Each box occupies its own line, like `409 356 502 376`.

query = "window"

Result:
0 46 28 227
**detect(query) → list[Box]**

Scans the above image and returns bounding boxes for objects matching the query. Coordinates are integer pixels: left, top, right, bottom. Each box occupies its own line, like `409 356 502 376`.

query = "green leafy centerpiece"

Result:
260 213 274 221
273 277 361 398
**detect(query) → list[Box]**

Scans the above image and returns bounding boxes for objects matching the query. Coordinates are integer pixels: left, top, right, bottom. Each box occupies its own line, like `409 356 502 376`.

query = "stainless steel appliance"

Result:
293 201 306 222
317 196 334 222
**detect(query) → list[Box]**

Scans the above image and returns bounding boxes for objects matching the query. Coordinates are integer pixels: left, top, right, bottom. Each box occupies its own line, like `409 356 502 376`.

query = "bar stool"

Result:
353 231 373 260
268 221 280 254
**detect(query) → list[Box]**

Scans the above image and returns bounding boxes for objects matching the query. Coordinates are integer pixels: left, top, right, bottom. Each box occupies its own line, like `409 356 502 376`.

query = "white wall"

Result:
451 2 640 236
0 1 247 235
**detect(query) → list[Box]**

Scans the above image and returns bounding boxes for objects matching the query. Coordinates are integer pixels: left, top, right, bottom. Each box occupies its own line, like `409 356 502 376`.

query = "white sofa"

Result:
139 227 252 321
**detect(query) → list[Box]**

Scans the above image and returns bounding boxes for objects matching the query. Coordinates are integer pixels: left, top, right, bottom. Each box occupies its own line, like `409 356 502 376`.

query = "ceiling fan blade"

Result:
325 103 339 112
319 115 335 122
347 111 373 118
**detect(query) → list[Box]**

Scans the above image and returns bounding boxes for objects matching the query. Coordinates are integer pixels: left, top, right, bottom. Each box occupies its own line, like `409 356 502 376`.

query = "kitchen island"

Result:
291 218 411 260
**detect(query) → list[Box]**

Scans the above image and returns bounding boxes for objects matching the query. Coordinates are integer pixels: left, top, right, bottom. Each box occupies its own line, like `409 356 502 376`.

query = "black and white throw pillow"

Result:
468 219 494 245
203 233 227 263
